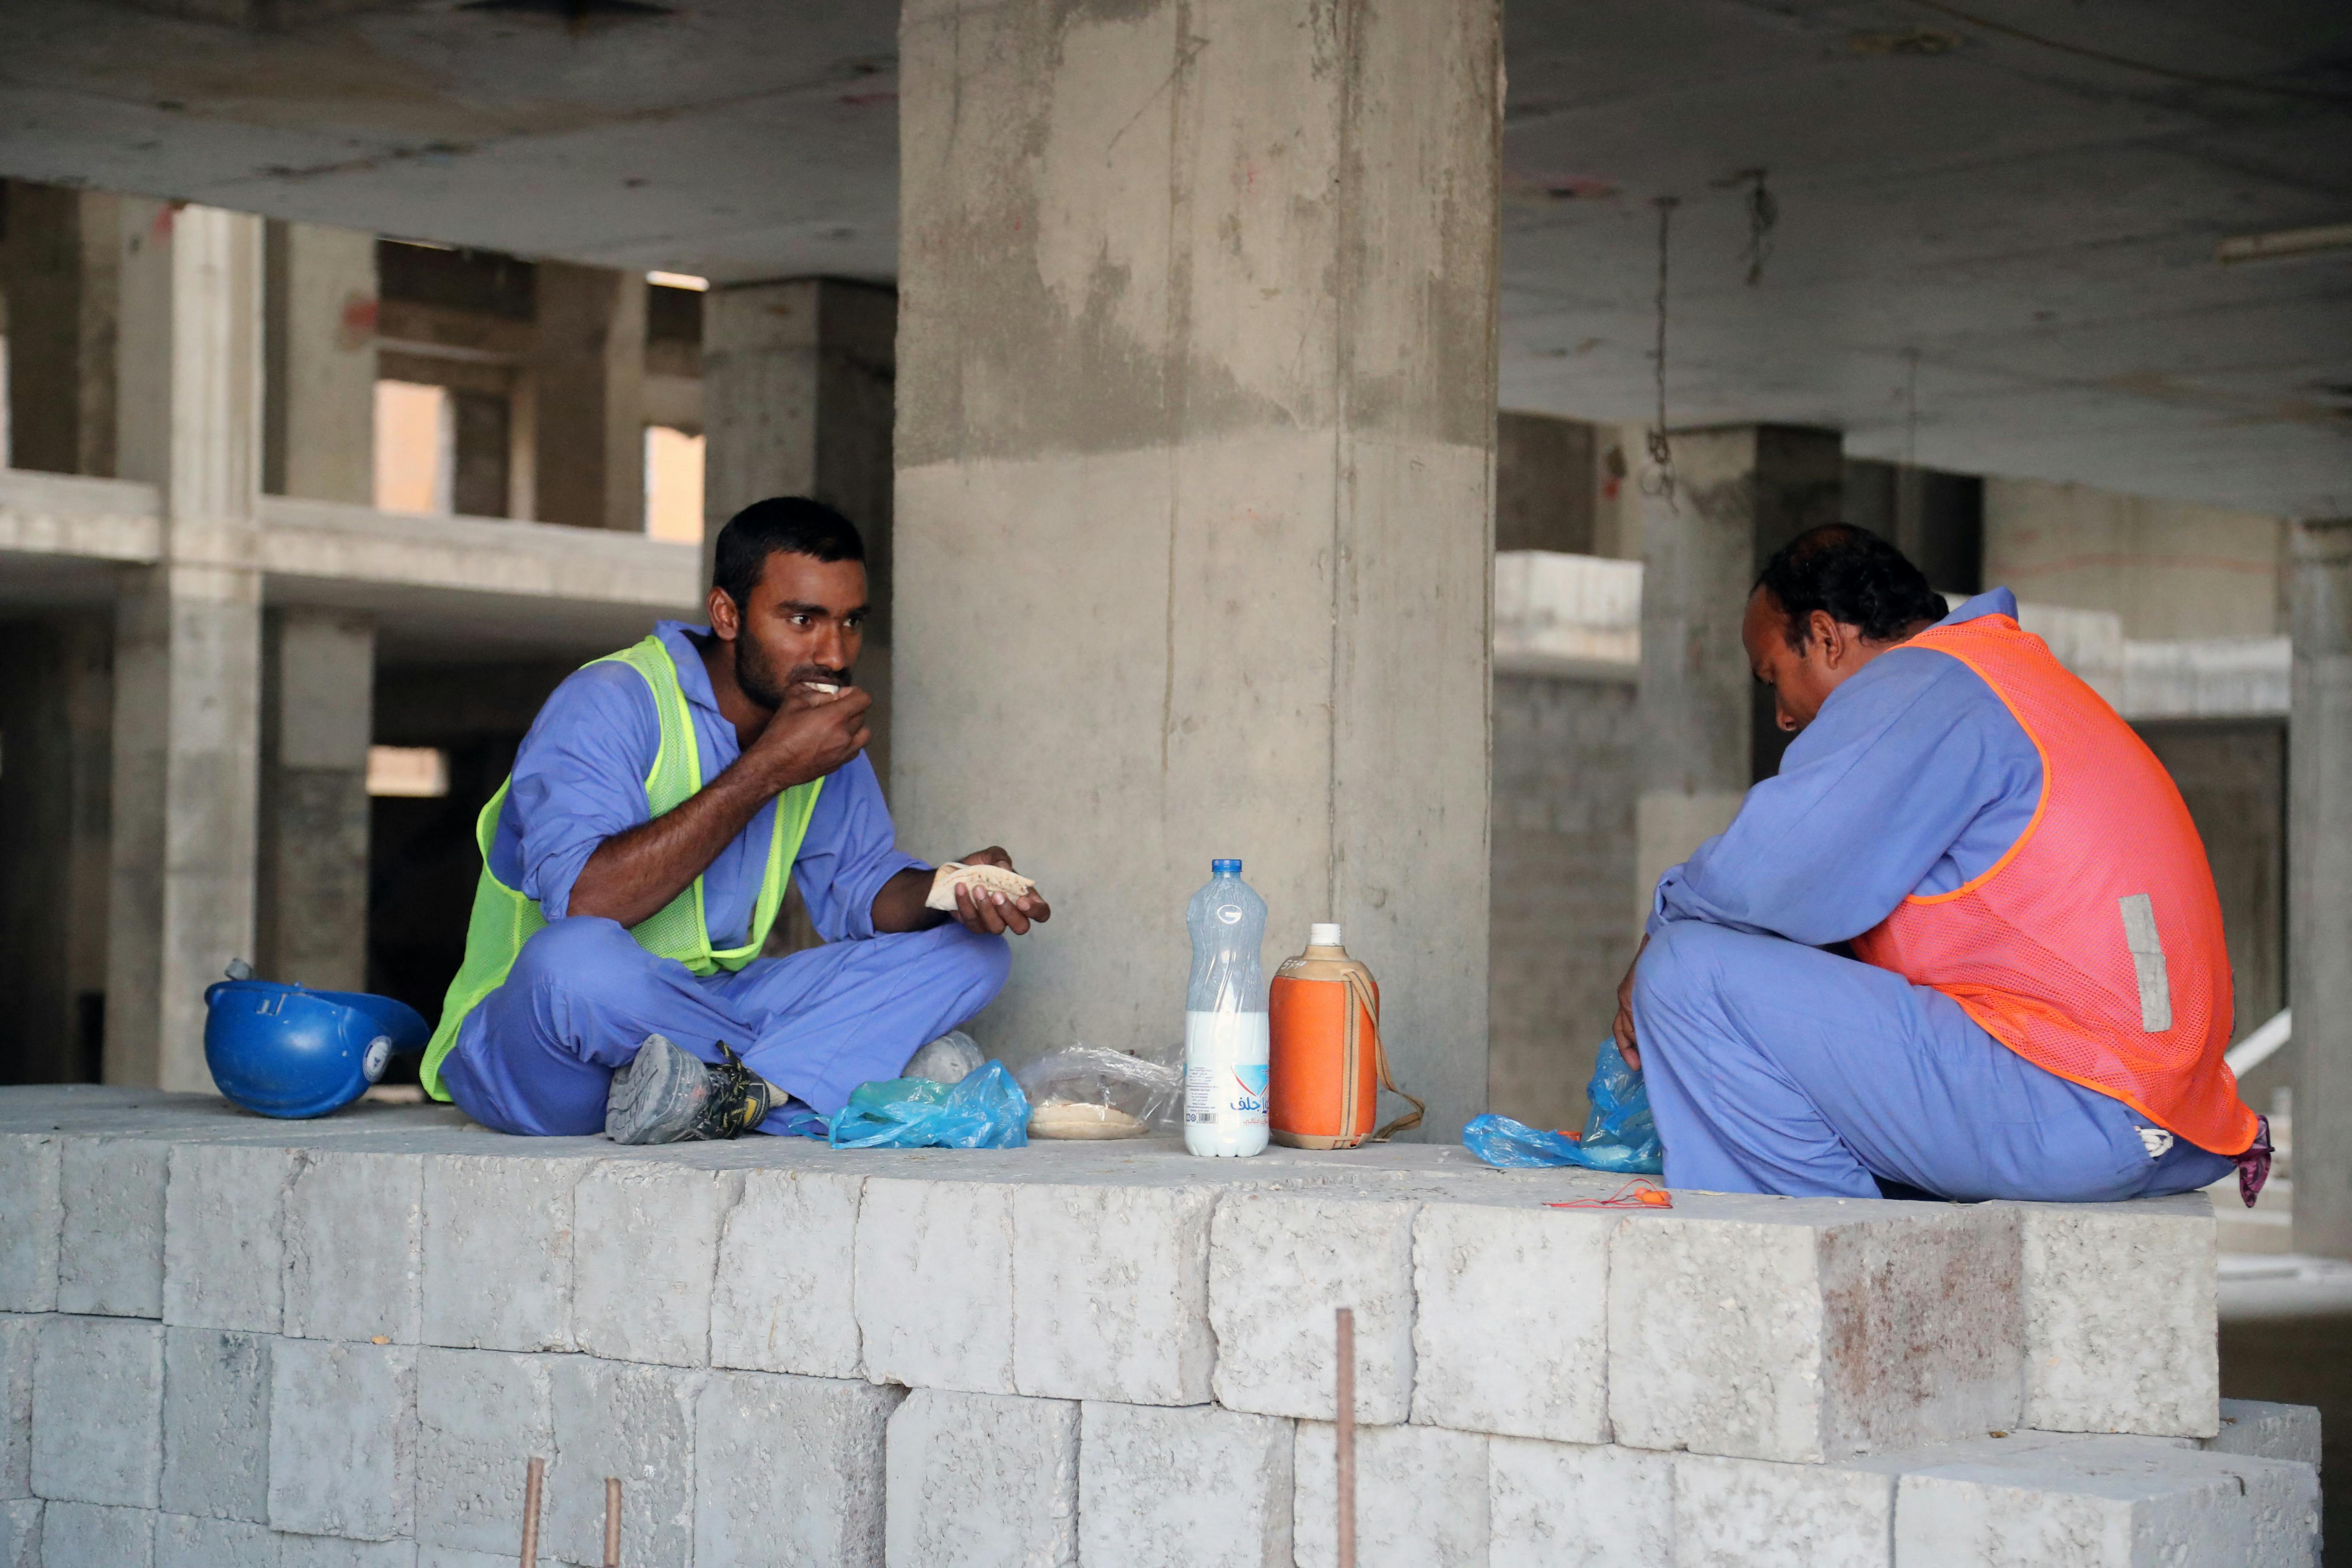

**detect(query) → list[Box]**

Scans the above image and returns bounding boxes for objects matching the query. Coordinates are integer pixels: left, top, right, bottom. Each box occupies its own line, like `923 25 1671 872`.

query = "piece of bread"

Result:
926 861 1038 912
1029 1098 1148 1139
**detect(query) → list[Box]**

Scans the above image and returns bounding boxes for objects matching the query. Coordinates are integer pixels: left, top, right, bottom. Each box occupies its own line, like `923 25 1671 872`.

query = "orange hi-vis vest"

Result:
1850 613 2258 1156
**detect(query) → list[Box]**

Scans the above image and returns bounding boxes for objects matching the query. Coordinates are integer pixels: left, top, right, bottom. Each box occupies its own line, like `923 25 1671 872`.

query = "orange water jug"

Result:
1268 924 1424 1149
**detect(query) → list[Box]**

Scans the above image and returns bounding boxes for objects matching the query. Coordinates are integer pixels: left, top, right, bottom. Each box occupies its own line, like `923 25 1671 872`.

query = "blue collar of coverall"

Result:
650 620 726 717
1934 586 2018 628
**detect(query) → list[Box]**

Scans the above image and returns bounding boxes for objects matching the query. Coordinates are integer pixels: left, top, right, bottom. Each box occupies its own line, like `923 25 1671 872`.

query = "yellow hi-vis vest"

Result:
419 634 824 1100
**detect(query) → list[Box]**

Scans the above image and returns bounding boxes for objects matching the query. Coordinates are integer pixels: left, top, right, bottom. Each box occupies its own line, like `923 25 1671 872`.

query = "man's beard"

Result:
734 637 847 710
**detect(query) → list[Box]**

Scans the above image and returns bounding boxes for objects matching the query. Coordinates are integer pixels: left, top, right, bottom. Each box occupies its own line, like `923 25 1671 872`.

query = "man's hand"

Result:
738 683 873 795
867 845 1054 937
945 846 1052 937
1613 934 1649 1072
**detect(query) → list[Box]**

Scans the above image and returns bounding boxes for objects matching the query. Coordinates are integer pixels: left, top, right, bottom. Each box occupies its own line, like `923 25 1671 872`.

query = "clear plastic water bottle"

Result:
1185 858 1270 1158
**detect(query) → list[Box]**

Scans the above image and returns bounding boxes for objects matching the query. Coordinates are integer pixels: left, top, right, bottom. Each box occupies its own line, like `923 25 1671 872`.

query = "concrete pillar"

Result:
0 619 113 1083
262 220 376 503
702 277 897 786
256 609 374 992
2291 516 2352 1260
895 0 1503 1136
1635 426 1842 922
106 200 266 1092
531 262 645 530
2 181 121 477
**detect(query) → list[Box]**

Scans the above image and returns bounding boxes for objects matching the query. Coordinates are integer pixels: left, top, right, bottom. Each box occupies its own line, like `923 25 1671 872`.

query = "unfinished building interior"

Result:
0 0 2347 1564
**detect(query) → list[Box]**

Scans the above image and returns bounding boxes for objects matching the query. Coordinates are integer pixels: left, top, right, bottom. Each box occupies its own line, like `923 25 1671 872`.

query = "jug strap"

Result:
1346 970 1426 1143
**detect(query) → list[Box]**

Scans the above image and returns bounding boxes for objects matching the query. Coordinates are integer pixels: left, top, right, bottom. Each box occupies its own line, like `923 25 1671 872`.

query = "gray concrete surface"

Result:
2294 517 2352 1263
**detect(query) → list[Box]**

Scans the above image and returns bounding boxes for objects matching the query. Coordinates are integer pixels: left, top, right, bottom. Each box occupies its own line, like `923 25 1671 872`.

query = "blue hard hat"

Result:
202 968 432 1119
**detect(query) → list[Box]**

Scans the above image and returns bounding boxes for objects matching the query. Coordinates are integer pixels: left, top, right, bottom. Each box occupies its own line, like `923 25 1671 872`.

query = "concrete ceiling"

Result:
1 0 2347 516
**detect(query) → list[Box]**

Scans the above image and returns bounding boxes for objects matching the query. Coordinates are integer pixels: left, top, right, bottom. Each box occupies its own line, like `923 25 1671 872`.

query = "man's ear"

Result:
1808 609 1845 665
707 585 739 640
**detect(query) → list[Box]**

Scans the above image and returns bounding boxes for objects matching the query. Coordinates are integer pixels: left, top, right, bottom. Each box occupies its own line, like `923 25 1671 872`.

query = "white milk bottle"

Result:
1184 858 1270 1158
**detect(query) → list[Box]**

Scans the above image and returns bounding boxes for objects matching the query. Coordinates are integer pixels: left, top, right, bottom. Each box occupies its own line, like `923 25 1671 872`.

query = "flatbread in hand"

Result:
926 861 1040 913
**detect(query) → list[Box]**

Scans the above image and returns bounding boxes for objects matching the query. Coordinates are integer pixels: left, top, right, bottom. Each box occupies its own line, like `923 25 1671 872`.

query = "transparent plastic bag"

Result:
1015 1042 1183 1140
1462 1038 1663 1175
827 1059 1030 1149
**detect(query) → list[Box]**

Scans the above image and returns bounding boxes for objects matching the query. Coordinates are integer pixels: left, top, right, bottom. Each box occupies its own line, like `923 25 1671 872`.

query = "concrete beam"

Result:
2291 517 2352 1260
105 200 266 1094
894 0 1503 1134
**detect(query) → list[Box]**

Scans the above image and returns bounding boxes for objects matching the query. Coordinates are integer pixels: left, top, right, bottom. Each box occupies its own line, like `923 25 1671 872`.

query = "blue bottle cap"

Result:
1211 858 1243 874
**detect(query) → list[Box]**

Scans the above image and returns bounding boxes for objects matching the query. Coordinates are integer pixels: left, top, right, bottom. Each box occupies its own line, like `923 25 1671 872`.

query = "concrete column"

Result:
106 200 266 1092
2291 516 2352 1260
896 0 1502 1136
2 181 121 476
1635 426 1842 923
531 262 646 530
256 609 374 991
702 277 896 786
0 619 113 1083
263 220 376 503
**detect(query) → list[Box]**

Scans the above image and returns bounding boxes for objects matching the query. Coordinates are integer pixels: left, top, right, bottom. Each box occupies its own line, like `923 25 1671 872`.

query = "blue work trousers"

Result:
1630 919 2237 1200
438 916 1011 1137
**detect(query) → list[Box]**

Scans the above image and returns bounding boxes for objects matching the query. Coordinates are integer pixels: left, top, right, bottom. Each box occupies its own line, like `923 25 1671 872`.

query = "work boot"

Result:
604 1035 773 1144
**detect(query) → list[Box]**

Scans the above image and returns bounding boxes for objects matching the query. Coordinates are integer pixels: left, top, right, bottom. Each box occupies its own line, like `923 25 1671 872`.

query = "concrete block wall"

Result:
0 1089 2319 1568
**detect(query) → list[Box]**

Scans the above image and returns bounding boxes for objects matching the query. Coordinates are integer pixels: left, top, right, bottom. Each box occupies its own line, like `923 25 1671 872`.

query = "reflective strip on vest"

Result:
418 635 824 1100
1849 614 2257 1155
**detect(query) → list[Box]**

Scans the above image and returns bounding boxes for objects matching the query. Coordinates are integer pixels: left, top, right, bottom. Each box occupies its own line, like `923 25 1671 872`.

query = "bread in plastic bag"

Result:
827 1059 1029 1149
1015 1042 1182 1140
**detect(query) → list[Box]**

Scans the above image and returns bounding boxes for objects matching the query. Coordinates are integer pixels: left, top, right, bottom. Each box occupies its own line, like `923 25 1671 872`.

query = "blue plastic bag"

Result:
1462 1038 1663 1174
828 1059 1031 1149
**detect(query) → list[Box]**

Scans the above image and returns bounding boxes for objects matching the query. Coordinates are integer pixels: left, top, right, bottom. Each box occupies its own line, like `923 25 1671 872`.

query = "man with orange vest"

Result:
1614 524 2269 1203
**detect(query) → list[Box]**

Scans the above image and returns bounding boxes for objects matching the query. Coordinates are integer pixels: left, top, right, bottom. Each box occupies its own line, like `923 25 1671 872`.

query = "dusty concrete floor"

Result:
2219 1255 2352 1559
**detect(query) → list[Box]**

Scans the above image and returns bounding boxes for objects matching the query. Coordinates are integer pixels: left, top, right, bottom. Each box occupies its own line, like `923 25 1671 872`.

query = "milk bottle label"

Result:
1184 1011 1270 1127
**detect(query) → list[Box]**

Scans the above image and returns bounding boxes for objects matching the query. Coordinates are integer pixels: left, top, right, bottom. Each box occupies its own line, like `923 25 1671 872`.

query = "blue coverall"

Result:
436 621 1010 1137
1631 588 2239 1201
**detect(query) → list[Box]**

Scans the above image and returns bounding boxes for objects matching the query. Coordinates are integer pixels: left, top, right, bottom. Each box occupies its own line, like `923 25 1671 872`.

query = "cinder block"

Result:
1 1318 34 1501
158 1513 279 1568
709 1169 862 1378
161 1327 273 1522
854 1180 1015 1394
1894 1440 2309 1567
31 1314 163 1507
38 1500 154 1567
2018 1198 2217 1437
0 1139 61 1314
570 1163 734 1368
1607 1199 2023 1463
694 1369 901 1568
2 1500 38 1568
546 1355 701 1568
164 1146 300 1335
1488 1437 1672 1568
417 1550 510 1568
1675 1452 1896 1568
1412 1200 1612 1442
276 1538 417 1568
419 1155 583 1354
1209 1192 1417 1424
267 1338 416 1541
417 1551 509 1568
58 1139 170 1319
413 1348 551 1555
884 1388 1078 1568
2206 1398 2322 1467
1294 1419 1486 1568
285 1153 423 1345
1078 1400 1292 1568
1012 1183 1214 1405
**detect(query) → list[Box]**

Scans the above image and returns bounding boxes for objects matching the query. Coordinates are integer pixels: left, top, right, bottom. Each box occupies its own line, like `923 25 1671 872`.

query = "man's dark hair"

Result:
1753 523 1948 648
712 497 865 607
